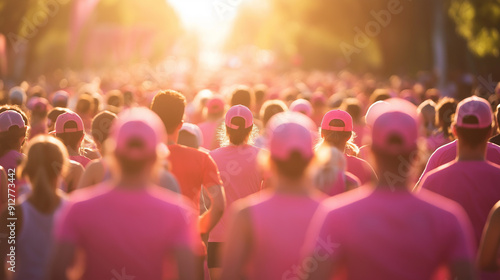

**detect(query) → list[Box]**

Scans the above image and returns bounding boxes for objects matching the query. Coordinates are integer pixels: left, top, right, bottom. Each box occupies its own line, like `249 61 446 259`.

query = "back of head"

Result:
150 89 186 134
321 110 354 149
225 105 254 146
91 110 118 145
369 88 391 105
55 111 85 151
453 96 493 148
267 112 316 180
76 94 94 116
417 99 436 126
9 86 27 106
435 97 457 132
20 135 68 185
230 86 252 108
260 100 287 128
340 98 362 123
106 90 124 114
47 107 71 131
0 109 27 156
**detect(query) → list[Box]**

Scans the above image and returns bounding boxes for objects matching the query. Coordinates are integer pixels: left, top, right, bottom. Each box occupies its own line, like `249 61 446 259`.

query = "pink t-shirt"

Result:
419 140 500 181
198 121 222 150
418 160 500 245
55 183 200 280
209 144 262 242
70 155 91 168
306 188 475 280
0 150 24 172
241 191 323 280
426 132 451 153
345 155 376 186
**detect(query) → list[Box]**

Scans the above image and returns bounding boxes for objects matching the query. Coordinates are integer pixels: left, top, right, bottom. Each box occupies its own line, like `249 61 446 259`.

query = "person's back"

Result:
309 188 474 280
306 104 475 280
419 160 500 243
55 183 196 279
419 140 500 181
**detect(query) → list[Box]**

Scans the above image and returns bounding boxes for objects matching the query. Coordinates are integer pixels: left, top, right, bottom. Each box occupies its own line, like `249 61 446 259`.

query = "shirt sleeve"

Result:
54 202 82 245
202 153 222 188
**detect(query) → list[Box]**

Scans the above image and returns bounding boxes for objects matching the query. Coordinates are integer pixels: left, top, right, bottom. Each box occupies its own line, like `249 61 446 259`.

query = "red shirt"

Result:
168 144 222 209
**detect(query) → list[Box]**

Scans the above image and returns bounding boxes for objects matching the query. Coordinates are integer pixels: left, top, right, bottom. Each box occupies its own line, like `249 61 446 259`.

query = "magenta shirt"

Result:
209 145 262 242
198 121 221 150
55 184 200 280
243 191 323 280
345 155 376 185
420 160 500 245
307 188 475 280
420 140 500 181
0 150 24 172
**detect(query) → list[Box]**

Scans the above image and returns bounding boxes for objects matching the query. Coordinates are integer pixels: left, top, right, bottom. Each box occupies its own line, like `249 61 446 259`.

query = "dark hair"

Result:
455 115 492 148
106 90 124 108
91 110 117 144
226 117 252 145
150 90 186 134
0 126 27 157
260 100 286 128
496 105 500 133
273 151 311 180
230 86 252 108
253 84 267 104
341 98 362 123
56 121 84 152
369 89 390 105
76 94 94 115
47 107 70 129
53 98 67 108
436 97 457 138
321 119 352 146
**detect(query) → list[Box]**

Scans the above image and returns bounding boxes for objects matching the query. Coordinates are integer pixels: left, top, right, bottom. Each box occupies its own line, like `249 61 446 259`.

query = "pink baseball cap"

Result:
27 97 50 112
55 111 84 134
267 111 316 161
0 111 26 132
289 99 313 117
225 105 253 129
365 98 419 128
111 107 168 159
454 96 492 129
206 95 225 114
372 111 418 154
321 110 353 132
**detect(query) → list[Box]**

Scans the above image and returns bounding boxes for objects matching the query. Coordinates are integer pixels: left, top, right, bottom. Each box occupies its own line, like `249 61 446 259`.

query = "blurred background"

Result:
0 0 499 88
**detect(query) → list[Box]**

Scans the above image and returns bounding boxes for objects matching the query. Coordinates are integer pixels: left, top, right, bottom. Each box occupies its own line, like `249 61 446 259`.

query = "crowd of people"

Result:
0 69 499 280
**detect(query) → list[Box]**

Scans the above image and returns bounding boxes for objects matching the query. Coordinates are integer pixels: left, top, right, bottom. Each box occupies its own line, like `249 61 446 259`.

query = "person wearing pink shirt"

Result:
0 110 27 172
319 109 377 186
306 110 475 280
416 97 500 241
54 111 91 168
48 107 199 280
207 105 263 279
220 111 324 280
0 136 67 280
198 95 225 150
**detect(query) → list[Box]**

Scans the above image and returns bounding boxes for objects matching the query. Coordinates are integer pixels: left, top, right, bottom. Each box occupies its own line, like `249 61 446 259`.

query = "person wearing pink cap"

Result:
0 110 27 173
27 97 50 139
198 95 225 150
415 97 500 264
49 107 200 280
220 111 324 280
418 98 500 181
55 111 91 168
289 98 313 118
306 110 475 280
51 90 69 108
0 136 67 280
319 109 377 186
207 105 263 279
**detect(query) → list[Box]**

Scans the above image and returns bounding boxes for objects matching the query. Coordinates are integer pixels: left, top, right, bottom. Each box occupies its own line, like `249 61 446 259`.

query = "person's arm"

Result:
220 205 252 280
46 241 77 280
478 201 500 271
198 184 225 234
76 160 103 190
65 162 84 193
